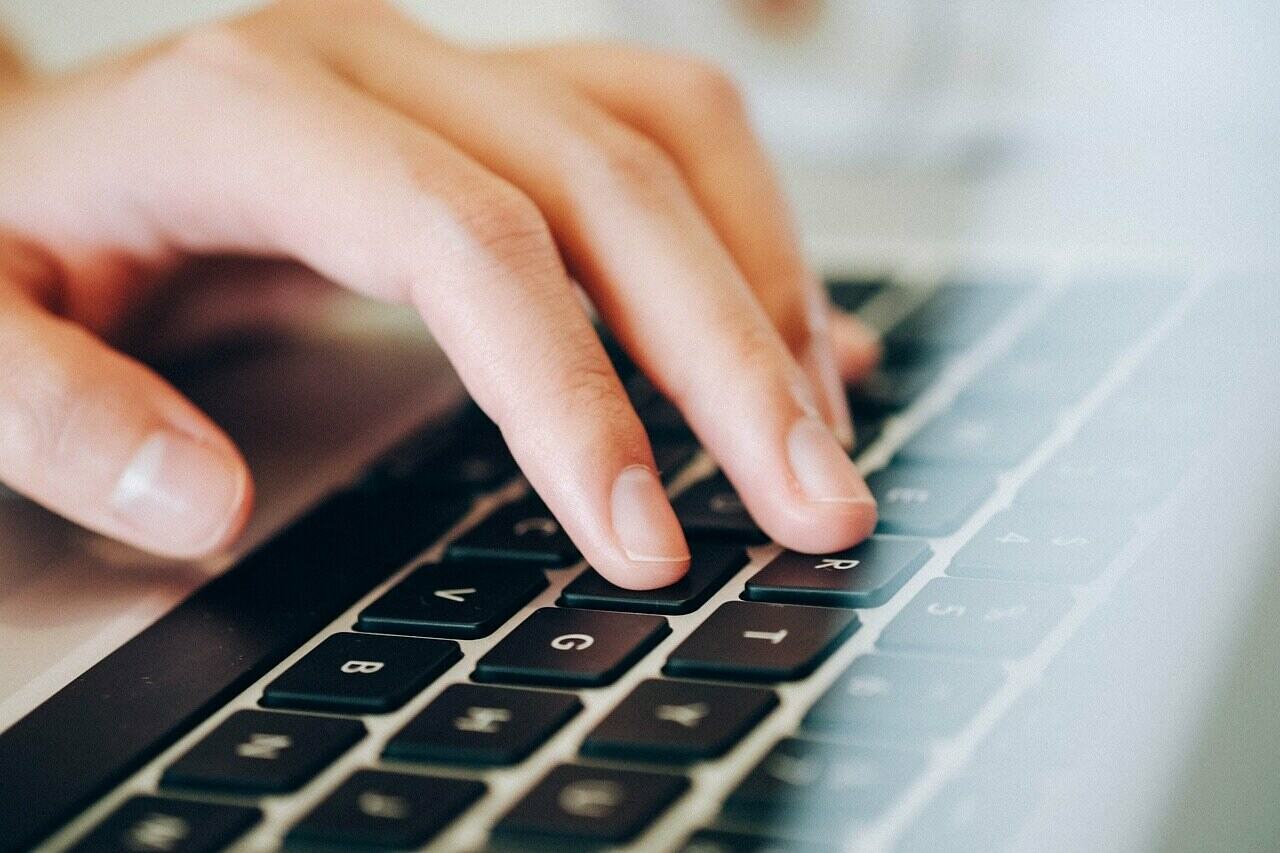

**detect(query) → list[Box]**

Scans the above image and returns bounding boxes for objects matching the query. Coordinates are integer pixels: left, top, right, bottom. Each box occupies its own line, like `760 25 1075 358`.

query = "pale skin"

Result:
0 0 881 590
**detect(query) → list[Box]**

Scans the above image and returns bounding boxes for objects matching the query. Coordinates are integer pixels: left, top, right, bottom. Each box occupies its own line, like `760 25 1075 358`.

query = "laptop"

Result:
1 250 1277 851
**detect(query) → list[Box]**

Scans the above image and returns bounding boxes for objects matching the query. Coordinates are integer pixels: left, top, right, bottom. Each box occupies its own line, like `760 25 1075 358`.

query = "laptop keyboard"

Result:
48 269 1216 852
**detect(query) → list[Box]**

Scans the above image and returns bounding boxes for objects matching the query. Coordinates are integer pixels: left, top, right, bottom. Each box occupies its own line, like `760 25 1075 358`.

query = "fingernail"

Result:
787 416 874 504
801 333 855 450
111 431 246 554
610 465 691 563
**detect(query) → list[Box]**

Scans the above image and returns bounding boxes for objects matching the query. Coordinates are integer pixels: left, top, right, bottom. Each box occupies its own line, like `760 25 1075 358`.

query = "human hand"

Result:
0 0 880 589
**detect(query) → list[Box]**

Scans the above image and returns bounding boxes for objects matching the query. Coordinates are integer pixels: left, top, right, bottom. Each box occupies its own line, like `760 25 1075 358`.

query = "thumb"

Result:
0 283 252 558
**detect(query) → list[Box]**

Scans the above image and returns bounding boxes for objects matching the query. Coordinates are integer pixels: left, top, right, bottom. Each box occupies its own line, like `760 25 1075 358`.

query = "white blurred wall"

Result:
3 0 1277 261
0 0 610 67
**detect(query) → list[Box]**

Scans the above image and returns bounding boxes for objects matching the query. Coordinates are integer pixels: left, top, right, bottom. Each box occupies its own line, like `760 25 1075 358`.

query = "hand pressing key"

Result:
0 1 879 590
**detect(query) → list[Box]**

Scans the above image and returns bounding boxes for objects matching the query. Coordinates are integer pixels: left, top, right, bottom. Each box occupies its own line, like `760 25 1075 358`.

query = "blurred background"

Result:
2 0 1277 263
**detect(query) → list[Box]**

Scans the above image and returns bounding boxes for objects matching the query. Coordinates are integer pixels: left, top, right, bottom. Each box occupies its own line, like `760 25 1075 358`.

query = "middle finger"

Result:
278 10 877 554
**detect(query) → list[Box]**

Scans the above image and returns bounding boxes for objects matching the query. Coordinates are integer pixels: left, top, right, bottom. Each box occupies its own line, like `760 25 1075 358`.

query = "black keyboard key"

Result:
725 738 924 830
960 341 1112 408
1024 279 1173 355
161 710 364 795
848 363 939 411
653 439 700 483
385 683 581 766
896 406 1056 467
639 396 695 440
285 769 484 850
744 536 931 608
867 465 996 536
878 578 1072 658
495 763 689 846
803 654 1004 742
69 796 260 853
437 415 518 492
674 475 768 544
679 829 832 852
358 561 547 639
261 633 459 714
948 509 1128 584
894 771 1034 853
884 282 1021 350
473 607 669 687
582 679 777 764
664 602 858 683
447 494 579 567
372 410 516 497
851 408 889 456
561 543 747 615
827 275 889 313
1017 441 1182 512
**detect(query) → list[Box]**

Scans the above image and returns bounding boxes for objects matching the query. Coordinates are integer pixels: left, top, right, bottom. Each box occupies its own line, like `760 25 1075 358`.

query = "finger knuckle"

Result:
728 317 785 380
136 23 293 96
580 130 685 206
0 323 85 483
446 181 557 270
667 56 748 123
275 0 392 19
560 361 633 424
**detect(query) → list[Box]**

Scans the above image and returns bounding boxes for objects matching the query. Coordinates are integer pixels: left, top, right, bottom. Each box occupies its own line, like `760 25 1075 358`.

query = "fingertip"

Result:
764 496 879 556
113 431 255 560
594 552 692 592
830 311 883 381
605 464 691 589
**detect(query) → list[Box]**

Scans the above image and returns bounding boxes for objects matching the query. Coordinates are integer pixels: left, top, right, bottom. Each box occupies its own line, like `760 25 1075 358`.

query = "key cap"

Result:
894 771 1035 853
371 409 517 497
851 408 889 457
357 561 547 639
447 494 579 567
959 341 1112 408
884 282 1021 351
848 363 939 411
1017 441 1181 512
724 738 924 831
653 439 700 483
494 763 689 846
744 537 931 608
878 578 1072 658
827 275 889 313
1023 278 1173 355
436 413 519 493
639 396 695 440
161 710 365 795
664 602 858 683
260 633 459 714
69 796 260 853
582 679 778 764
285 769 484 850
385 683 581 766
948 509 1128 584
674 475 769 544
803 654 1004 742
896 406 1056 467
866 465 996 536
679 828 833 852
561 543 747 615
473 607 669 687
